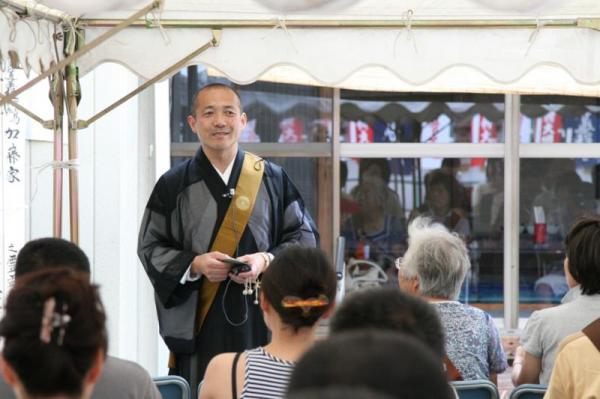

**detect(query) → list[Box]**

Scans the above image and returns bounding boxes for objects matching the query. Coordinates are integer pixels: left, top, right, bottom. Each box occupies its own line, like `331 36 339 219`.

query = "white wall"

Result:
23 63 167 376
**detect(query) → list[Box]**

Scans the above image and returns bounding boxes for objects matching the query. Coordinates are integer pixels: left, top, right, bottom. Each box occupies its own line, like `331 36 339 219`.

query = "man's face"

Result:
187 87 247 154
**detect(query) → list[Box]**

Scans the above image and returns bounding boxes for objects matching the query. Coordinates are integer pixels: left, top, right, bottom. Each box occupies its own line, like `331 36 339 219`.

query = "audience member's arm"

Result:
511 346 541 385
199 353 240 399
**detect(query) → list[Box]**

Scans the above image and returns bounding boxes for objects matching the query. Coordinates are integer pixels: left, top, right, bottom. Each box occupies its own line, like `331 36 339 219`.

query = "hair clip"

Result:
281 294 330 316
39 297 71 346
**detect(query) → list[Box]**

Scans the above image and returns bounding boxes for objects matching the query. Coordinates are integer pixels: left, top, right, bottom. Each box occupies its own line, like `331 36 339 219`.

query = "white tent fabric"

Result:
0 7 62 75
4 0 600 94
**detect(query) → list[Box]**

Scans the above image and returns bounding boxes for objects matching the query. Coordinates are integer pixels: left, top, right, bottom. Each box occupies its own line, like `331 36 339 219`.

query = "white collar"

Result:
213 157 235 185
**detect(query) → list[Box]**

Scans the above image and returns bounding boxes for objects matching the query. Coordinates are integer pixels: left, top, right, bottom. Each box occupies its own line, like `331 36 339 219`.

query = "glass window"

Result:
519 158 600 315
341 157 504 316
340 91 505 144
171 66 333 144
521 96 600 143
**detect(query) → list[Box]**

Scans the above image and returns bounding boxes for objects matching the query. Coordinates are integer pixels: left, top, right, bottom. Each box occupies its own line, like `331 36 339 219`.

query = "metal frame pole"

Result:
49 73 64 237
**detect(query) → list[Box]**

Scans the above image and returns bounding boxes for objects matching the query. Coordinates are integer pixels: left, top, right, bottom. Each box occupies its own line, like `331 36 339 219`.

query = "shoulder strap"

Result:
231 352 242 399
582 318 600 352
444 355 463 381
197 152 265 331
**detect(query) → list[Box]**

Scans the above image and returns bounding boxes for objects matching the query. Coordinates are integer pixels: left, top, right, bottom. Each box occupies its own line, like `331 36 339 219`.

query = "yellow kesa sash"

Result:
196 151 264 331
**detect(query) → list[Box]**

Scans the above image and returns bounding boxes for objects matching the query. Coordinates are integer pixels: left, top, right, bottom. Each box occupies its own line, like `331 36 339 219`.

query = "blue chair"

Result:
452 380 500 399
153 375 191 399
509 384 547 399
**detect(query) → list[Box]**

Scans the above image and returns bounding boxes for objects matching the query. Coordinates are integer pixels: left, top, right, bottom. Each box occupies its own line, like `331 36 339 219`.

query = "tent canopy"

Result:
3 0 600 95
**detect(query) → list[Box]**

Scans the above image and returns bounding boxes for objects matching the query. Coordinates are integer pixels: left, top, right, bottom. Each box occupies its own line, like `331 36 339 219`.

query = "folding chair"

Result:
452 379 500 399
153 375 191 399
509 384 547 399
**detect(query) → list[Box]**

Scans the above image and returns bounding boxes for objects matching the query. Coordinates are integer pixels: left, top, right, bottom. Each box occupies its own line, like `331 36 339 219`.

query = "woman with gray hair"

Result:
397 217 507 383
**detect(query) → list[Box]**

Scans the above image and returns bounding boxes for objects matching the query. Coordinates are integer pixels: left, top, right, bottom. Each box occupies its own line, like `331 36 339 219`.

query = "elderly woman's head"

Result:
397 217 470 300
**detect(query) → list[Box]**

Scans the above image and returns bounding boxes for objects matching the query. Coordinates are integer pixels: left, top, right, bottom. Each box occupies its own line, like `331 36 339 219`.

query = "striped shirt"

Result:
240 347 295 399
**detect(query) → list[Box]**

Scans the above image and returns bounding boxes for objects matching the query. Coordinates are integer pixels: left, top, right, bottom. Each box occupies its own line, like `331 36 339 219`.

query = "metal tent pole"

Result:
49 73 64 237
65 29 83 244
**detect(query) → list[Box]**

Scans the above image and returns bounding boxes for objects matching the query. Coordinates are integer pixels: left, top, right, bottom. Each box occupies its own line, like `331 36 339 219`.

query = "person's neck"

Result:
264 326 317 363
203 145 238 173
424 296 454 303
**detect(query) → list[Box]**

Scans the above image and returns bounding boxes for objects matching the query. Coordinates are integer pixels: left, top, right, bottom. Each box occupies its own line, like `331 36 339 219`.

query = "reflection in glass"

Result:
521 96 600 143
340 91 505 144
519 158 600 314
170 67 333 144
340 157 505 316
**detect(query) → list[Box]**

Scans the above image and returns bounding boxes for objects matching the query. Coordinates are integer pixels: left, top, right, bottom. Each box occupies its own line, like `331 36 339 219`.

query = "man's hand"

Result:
191 251 232 283
229 252 268 284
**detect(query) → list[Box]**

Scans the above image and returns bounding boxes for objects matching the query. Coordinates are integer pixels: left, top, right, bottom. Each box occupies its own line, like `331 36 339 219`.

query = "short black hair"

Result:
189 83 243 117
287 386 396 399
16 238 90 278
0 268 107 397
564 215 600 295
287 330 453 399
330 288 445 359
261 246 337 332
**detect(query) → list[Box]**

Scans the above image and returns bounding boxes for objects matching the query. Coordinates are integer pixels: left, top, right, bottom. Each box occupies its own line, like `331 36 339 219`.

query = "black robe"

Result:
137 148 318 387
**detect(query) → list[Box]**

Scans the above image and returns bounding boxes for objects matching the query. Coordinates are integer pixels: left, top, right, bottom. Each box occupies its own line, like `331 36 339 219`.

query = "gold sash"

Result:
196 151 264 331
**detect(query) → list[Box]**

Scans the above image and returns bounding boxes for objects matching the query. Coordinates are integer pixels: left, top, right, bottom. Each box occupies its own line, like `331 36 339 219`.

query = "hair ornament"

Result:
281 294 329 316
39 297 72 346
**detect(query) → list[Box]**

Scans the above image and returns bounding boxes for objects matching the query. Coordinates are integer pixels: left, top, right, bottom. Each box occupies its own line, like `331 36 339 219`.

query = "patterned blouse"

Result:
432 301 507 380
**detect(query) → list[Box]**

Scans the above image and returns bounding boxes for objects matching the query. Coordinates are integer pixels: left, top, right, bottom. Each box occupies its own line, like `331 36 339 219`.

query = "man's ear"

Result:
0 354 19 387
240 112 248 128
85 349 105 385
187 115 197 133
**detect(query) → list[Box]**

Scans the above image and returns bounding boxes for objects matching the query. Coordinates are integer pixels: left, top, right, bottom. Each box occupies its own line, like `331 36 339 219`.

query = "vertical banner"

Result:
1 64 26 314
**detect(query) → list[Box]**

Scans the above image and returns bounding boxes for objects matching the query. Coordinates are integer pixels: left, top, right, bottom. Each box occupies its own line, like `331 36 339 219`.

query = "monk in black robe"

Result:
137 84 318 389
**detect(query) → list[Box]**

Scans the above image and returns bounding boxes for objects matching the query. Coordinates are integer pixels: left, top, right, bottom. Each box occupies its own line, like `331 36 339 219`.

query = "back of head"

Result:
261 246 337 332
564 215 600 295
287 330 453 399
401 217 470 300
330 288 445 359
0 268 107 397
287 386 396 399
16 238 90 278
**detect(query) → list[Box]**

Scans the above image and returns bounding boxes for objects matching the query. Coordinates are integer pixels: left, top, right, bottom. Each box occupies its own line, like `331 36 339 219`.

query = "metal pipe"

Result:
49 73 64 237
81 17 592 29
2 0 70 23
332 87 341 255
0 0 162 107
65 29 82 245
504 93 521 329
79 30 221 128
0 94 52 127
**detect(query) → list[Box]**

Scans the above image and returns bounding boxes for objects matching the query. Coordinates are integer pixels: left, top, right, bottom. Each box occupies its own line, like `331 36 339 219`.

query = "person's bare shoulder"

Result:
200 353 238 399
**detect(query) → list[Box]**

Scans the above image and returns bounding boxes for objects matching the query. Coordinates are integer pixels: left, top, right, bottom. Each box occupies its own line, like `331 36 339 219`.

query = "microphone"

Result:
222 188 235 198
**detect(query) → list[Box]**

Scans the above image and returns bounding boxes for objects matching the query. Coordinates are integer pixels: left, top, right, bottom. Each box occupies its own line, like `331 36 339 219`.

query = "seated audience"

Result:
0 268 106 399
513 216 600 386
330 287 445 360
200 246 337 399
343 175 406 273
0 238 161 399
287 330 454 399
398 217 507 382
411 169 471 240
544 318 600 399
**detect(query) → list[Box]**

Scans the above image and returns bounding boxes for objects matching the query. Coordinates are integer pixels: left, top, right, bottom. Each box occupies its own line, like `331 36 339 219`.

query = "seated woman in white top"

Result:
200 246 337 399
